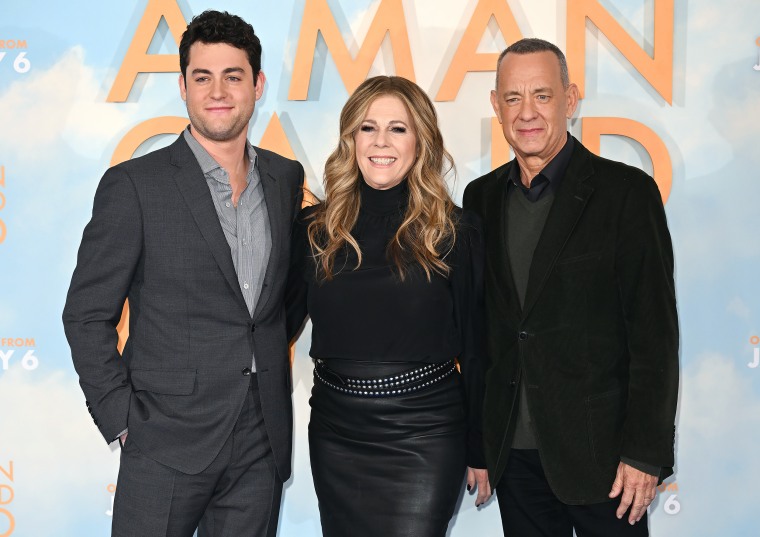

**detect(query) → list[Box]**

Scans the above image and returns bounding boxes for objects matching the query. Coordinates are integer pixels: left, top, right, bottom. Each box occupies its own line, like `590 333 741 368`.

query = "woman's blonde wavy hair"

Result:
307 75 457 281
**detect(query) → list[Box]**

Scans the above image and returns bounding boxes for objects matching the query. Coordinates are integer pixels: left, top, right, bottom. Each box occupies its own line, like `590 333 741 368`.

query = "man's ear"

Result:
179 74 187 101
490 90 502 124
254 70 266 101
565 83 580 119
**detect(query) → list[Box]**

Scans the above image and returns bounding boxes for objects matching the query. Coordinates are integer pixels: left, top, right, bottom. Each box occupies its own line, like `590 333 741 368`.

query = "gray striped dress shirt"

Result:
184 128 271 371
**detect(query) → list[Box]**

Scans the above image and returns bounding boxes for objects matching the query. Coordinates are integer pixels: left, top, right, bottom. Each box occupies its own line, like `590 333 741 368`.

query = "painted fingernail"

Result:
467 485 471 492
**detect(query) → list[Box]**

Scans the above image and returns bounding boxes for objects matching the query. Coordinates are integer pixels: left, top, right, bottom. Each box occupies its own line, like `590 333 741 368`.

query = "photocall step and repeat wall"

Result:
0 0 758 535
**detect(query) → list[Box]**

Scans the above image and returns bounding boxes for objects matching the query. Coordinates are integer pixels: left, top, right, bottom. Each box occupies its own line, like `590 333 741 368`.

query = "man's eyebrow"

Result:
190 67 246 76
500 87 554 97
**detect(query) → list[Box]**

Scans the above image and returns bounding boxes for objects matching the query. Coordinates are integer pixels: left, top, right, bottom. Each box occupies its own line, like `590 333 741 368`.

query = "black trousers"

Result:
496 449 648 537
112 376 282 537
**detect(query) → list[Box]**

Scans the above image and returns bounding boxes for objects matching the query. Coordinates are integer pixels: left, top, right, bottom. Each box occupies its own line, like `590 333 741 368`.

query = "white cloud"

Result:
651 353 760 533
0 47 136 159
727 297 751 321
0 47 152 243
0 304 16 327
0 367 120 533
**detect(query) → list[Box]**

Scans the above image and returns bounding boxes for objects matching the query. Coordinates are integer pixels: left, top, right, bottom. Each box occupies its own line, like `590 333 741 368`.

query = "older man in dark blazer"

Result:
63 11 303 537
463 38 678 536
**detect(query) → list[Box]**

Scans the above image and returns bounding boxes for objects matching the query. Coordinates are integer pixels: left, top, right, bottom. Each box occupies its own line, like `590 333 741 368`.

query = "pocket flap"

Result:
556 251 603 273
130 369 196 395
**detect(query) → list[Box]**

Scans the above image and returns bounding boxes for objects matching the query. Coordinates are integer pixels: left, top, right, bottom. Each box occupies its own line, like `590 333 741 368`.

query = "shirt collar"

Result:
507 133 573 200
183 127 258 179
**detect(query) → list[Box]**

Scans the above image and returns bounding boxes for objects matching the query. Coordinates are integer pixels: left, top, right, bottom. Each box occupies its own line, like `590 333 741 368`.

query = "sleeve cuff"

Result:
466 430 486 469
620 456 660 478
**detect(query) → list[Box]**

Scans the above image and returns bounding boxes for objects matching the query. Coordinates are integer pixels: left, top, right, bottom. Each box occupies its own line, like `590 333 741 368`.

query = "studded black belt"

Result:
314 359 457 397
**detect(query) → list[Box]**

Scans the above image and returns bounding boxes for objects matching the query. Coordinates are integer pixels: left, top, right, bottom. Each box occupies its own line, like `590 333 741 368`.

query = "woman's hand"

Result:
466 467 492 507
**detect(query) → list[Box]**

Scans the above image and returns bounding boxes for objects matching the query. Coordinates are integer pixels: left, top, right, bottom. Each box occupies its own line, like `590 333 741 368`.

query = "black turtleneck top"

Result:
286 179 486 466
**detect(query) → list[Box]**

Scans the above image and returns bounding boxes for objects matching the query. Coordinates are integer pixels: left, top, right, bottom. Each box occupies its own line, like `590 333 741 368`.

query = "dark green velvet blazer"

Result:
463 137 679 504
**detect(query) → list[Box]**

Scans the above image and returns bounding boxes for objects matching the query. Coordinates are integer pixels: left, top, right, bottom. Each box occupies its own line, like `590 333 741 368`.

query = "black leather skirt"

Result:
309 360 468 537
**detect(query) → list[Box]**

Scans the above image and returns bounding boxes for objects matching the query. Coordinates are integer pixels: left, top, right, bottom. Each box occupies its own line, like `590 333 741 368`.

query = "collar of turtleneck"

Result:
359 178 409 216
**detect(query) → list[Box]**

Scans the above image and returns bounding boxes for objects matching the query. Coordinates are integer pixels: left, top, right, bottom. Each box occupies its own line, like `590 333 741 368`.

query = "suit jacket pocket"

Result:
555 251 603 273
130 369 197 395
556 248 602 273
586 388 624 468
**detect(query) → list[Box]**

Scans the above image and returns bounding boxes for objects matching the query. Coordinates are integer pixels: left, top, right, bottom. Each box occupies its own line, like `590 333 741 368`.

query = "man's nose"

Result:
210 79 227 99
518 98 537 120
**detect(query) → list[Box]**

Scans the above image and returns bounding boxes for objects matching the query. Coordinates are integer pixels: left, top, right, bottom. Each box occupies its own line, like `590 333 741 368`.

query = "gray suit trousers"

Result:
112 377 282 537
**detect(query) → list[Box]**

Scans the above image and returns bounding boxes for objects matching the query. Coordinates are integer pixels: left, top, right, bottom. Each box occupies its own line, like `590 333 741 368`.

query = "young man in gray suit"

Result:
63 10 304 537
464 38 678 536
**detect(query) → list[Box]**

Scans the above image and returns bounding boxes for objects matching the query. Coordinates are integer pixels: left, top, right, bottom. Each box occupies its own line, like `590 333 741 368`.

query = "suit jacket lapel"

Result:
521 142 595 318
487 163 522 320
252 149 282 320
169 137 250 316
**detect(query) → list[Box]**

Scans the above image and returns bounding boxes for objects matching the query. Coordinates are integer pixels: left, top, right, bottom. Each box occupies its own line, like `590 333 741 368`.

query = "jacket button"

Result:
250 324 256 333
510 380 517 386
241 367 252 376
518 331 529 341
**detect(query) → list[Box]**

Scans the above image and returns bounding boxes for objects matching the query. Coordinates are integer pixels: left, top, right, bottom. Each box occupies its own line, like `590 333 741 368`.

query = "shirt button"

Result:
518 331 529 341
243 283 250 289
242 239 247 245
225 202 231 208
241 367 252 376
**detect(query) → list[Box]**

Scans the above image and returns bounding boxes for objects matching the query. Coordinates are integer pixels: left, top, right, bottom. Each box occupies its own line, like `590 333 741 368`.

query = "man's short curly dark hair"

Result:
179 10 262 83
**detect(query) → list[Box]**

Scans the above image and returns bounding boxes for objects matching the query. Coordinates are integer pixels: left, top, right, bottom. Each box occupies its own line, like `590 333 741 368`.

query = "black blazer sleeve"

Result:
615 172 678 471
452 210 487 468
285 205 316 342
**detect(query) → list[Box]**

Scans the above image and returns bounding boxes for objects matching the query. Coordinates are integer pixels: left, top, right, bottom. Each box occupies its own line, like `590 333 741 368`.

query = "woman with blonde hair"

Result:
287 76 490 536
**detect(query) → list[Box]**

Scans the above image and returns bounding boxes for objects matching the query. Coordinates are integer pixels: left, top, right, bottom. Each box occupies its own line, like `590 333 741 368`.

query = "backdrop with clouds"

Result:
1 0 758 535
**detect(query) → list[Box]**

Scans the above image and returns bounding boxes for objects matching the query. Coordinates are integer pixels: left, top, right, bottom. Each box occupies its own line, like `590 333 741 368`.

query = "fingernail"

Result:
467 485 471 492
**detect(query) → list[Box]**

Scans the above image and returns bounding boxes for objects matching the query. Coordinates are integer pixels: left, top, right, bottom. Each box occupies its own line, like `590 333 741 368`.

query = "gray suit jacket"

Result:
63 135 304 479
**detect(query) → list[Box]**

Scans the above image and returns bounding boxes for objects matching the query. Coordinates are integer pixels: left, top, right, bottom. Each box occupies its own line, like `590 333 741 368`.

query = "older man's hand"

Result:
608 461 658 524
